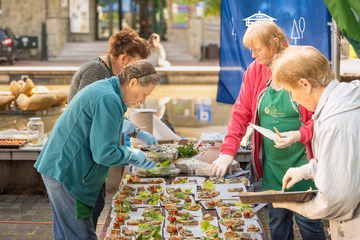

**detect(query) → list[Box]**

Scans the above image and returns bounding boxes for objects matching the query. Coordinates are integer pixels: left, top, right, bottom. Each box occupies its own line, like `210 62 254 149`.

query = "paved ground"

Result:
0 58 220 68
0 194 113 240
0 193 331 240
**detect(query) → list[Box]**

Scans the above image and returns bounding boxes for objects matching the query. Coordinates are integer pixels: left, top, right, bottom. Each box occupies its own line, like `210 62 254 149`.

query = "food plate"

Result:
215 206 258 221
195 183 247 201
0 139 28 149
163 217 218 238
238 190 318 203
160 194 196 207
219 218 263 234
107 219 163 239
119 184 165 194
218 231 263 240
122 177 166 185
172 176 206 187
199 199 239 210
165 184 197 195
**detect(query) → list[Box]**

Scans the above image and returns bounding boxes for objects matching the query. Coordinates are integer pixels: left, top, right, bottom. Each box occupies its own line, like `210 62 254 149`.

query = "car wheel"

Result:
8 55 15 65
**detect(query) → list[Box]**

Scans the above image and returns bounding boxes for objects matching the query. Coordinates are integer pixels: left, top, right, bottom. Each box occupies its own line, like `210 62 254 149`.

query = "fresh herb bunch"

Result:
177 143 199 158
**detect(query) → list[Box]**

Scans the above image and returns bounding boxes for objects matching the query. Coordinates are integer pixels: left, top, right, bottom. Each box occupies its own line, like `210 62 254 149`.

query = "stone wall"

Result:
68 0 97 42
0 0 46 59
165 3 220 60
0 0 96 59
0 0 220 60
46 0 70 58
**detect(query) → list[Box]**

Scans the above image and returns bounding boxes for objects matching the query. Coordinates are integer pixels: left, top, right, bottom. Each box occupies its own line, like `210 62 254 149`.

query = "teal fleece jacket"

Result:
34 76 131 207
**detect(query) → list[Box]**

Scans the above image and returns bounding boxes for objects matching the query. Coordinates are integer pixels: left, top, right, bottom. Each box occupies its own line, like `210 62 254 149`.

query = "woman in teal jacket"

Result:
34 60 160 240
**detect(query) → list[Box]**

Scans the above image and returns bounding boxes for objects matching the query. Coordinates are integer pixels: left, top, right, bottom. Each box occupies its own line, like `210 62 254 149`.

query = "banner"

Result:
70 0 89 33
217 0 332 104
324 0 360 58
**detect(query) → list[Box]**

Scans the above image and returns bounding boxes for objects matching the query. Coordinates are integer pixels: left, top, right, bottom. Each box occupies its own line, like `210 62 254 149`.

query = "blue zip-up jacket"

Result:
34 76 131 207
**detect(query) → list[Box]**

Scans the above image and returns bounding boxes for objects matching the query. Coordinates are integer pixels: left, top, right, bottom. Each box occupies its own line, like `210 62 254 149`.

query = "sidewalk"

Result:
0 57 359 78
0 193 330 240
0 194 113 240
0 58 220 68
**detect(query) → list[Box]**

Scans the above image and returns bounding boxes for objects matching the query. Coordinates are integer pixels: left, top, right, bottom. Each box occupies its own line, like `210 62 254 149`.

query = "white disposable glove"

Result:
210 154 234 177
274 130 300 148
282 164 312 190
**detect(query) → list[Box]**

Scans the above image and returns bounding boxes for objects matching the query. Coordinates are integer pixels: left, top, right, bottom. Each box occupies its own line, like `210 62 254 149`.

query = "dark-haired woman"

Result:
67 27 157 230
35 60 160 239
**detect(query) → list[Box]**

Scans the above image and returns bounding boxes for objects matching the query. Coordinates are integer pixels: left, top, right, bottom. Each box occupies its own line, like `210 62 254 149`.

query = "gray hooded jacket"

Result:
298 79 360 240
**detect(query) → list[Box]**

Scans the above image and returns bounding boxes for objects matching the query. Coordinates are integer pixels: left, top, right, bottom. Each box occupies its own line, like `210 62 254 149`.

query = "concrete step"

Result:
49 41 109 62
161 41 197 62
50 40 197 63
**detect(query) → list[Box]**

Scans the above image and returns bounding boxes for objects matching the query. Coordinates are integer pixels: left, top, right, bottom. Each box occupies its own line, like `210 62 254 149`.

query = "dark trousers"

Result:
268 203 326 240
92 183 106 231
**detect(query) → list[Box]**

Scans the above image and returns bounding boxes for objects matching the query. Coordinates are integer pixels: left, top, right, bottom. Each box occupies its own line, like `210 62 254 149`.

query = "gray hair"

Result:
118 60 161 86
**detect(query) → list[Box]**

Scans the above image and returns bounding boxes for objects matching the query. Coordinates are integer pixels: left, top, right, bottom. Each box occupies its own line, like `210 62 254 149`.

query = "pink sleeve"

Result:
220 67 254 157
298 104 314 144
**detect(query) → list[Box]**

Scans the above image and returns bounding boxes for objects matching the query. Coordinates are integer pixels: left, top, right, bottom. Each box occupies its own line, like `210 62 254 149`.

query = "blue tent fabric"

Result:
217 0 332 104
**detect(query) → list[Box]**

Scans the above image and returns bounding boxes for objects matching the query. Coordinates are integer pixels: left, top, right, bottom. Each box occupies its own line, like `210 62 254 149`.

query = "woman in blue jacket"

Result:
34 60 160 240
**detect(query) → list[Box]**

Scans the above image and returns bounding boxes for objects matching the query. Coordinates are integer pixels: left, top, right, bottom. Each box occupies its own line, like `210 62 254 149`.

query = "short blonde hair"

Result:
243 21 289 54
272 46 335 88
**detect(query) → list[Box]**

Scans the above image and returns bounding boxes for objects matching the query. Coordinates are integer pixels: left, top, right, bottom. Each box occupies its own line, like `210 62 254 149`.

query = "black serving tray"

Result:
0 139 28 149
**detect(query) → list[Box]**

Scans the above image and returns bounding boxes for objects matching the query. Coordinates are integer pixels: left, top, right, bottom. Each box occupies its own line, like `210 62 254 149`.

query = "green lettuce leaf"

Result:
142 210 163 221
175 191 189 200
160 159 172 167
148 194 160 205
203 180 215 189
201 220 210 230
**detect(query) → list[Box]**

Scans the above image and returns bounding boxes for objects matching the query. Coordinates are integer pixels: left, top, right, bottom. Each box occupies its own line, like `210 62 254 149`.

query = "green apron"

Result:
259 86 316 192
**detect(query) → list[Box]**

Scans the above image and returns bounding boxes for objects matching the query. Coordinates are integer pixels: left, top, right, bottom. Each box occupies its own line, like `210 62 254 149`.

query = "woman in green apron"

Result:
211 22 326 240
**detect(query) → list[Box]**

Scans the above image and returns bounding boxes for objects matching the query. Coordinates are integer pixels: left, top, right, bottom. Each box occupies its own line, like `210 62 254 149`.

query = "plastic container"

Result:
27 117 44 146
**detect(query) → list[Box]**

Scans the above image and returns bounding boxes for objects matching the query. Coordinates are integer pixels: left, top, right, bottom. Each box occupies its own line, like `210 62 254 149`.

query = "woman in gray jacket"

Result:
271 45 360 240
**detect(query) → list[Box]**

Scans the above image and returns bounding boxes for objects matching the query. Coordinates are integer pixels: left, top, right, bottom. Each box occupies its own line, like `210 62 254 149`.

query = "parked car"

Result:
0 27 17 65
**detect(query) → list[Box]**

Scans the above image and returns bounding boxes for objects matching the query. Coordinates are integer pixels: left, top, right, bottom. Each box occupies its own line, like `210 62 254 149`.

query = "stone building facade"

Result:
0 0 220 60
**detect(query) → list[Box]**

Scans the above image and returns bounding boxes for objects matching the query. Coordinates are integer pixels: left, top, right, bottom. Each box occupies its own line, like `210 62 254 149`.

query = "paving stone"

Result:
0 202 12 209
1 195 17 204
0 194 120 239
35 196 50 203
8 203 22 210
13 195 29 204
0 195 8 202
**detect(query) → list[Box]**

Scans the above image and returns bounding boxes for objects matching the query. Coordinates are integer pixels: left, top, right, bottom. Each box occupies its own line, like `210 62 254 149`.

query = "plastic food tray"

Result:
165 184 197 195
172 176 206 187
122 177 166 185
219 218 262 234
163 217 218 238
195 183 247 201
215 205 258 221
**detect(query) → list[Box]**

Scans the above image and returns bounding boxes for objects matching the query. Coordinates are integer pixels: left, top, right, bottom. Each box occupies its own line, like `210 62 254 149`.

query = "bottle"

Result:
27 117 44 146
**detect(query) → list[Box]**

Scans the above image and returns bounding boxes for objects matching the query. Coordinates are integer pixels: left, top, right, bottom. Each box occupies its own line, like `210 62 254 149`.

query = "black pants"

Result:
92 183 106 231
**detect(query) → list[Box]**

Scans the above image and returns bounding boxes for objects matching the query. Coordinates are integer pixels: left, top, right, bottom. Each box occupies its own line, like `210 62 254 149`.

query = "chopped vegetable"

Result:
177 144 199 158
203 180 215 190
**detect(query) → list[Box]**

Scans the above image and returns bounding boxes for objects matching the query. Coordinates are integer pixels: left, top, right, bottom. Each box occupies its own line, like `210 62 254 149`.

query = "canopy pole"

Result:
331 18 341 80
